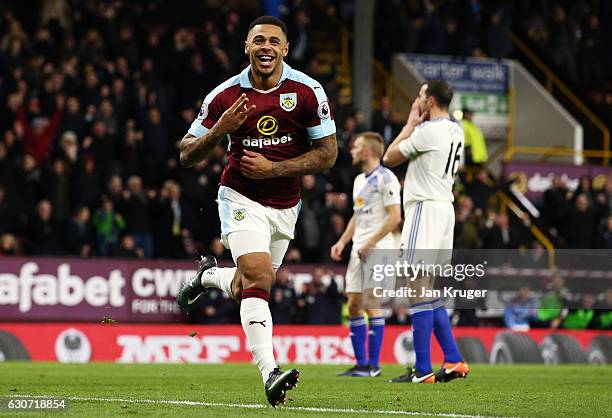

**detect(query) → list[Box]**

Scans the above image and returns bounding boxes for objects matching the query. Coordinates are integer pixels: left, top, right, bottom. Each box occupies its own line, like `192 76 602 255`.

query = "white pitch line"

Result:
6 394 511 418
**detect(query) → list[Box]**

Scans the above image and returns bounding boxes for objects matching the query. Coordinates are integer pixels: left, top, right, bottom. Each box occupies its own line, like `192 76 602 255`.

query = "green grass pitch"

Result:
1 363 610 417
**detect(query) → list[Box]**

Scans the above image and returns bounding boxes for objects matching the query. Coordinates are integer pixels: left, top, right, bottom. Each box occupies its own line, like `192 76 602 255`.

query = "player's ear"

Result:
244 41 249 56
282 42 289 58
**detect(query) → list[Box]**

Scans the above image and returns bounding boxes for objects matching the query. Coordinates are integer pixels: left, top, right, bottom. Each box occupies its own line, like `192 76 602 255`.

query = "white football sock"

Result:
241 297 277 383
201 267 236 297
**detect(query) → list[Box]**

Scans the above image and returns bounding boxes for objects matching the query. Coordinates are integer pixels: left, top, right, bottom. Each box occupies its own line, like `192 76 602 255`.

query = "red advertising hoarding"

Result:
0 323 608 364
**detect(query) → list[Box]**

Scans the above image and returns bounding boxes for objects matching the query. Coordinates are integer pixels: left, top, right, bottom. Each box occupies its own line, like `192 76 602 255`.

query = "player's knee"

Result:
348 299 363 317
240 263 275 290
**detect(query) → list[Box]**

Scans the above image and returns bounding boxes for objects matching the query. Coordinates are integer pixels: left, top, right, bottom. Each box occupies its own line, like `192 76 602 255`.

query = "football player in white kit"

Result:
383 80 470 383
331 132 401 377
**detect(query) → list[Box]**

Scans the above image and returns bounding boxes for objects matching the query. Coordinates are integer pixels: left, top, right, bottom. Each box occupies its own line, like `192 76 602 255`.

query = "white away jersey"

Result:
352 165 401 247
398 118 464 204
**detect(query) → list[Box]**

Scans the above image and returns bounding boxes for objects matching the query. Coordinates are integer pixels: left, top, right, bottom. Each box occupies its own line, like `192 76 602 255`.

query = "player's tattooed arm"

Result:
180 94 256 167
271 134 338 177
179 130 225 168
240 134 337 179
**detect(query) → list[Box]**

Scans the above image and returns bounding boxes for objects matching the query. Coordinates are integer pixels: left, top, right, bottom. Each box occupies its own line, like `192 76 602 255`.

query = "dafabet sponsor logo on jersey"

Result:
242 115 294 148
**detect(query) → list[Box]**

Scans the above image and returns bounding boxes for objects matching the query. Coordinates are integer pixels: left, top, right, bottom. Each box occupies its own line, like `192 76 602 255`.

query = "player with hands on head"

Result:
383 80 469 384
177 16 337 406
331 132 401 378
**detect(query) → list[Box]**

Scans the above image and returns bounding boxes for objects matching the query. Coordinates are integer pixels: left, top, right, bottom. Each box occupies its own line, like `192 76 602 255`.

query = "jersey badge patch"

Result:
317 101 330 119
233 208 246 221
198 103 208 119
280 93 297 112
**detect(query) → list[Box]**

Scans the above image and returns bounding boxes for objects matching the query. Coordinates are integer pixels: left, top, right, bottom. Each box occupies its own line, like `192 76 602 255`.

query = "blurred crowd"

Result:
0 1 610 326
189 264 612 329
0 0 344 259
375 0 612 127
500 279 612 331
542 174 612 248
1 1 609 260
190 266 344 325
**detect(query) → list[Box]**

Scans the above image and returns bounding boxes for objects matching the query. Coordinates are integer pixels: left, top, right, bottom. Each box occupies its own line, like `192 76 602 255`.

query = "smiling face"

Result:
245 24 288 80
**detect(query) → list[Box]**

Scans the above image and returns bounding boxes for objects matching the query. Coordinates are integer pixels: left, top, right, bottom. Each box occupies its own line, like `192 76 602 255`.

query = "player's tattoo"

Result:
179 129 225 168
271 134 337 177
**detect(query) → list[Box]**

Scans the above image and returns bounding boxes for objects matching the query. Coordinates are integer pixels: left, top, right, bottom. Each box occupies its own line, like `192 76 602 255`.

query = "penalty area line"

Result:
8 394 509 418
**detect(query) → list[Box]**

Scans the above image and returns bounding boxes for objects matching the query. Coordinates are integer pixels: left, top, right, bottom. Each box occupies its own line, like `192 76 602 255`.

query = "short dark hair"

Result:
422 80 453 109
248 16 288 38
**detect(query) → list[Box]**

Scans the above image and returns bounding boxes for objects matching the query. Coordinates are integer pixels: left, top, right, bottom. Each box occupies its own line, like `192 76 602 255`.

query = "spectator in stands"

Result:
593 188 609 229
120 176 154 257
548 6 577 81
372 96 399 146
322 213 347 263
482 212 518 250
54 131 80 174
270 268 297 324
141 107 169 185
486 9 512 58
560 293 596 330
295 175 323 262
561 193 595 248
542 175 569 230
297 267 342 324
27 199 62 255
522 240 548 269
574 175 595 207
192 287 239 325
461 108 488 166
93 195 125 256
580 14 604 87
59 97 87 139
73 157 102 210
116 234 144 259
0 233 19 256
86 120 114 184
0 185 17 236
64 205 93 257
536 274 571 328
288 10 311 69
503 286 538 331
596 215 612 249
45 159 71 222
455 195 483 249
16 95 64 165
452 277 486 327
154 180 188 259
465 169 494 212
593 289 612 330
0 143 16 201
14 154 42 217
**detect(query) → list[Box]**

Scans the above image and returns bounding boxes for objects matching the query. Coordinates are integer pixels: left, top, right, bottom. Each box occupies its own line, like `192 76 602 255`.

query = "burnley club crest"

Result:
280 93 297 112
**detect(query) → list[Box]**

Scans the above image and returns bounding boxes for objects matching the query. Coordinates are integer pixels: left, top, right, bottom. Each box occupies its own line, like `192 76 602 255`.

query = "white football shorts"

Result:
400 200 454 267
217 186 299 269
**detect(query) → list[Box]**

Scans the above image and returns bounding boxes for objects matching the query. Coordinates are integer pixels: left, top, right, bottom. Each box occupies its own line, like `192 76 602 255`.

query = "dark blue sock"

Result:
411 309 434 374
368 316 385 368
349 316 368 366
433 304 462 363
